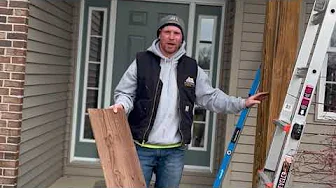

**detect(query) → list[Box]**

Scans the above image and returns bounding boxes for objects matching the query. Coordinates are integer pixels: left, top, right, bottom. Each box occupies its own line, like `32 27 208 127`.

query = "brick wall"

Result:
0 0 28 187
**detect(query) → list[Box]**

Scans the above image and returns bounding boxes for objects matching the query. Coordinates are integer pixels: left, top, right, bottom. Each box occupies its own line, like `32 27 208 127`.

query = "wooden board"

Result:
88 108 146 188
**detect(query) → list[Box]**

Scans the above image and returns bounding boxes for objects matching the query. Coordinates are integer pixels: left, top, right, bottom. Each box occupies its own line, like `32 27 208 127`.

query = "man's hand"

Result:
109 104 124 113
245 92 269 108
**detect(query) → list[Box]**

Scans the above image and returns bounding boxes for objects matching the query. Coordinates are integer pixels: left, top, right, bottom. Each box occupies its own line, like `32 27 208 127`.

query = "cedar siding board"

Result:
17 1 75 188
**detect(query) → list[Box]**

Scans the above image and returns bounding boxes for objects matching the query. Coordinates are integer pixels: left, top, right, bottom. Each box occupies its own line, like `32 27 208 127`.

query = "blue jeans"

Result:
135 145 186 188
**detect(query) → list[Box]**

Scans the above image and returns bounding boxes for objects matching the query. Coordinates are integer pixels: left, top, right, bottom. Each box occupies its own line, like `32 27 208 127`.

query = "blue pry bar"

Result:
213 68 261 188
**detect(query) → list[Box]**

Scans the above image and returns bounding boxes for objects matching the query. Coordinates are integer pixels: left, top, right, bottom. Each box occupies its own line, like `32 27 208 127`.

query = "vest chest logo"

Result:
184 77 195 87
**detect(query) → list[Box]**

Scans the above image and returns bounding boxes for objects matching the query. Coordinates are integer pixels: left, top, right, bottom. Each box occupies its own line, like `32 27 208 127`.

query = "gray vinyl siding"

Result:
227 0 335 188
228 1 265 187
18 1 75 188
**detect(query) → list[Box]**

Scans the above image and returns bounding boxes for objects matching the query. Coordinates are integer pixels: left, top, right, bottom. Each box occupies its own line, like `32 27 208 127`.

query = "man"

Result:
111 15 268 188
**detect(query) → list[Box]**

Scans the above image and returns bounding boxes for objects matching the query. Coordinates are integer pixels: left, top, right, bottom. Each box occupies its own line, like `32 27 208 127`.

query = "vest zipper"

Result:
178 95 184 144
142 79 160 143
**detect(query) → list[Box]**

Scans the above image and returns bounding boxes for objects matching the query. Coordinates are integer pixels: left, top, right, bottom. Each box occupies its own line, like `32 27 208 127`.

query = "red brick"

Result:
7 33 26 40
0 56 10 63
0 176 17 184
7 137 19 144
11 57 25 64
0 7 12 15
4 64 25 72
0 152 4 159
0 63 3 70
9 88 22 96
0 71 10 79
0 1 8 7
13 25 27 32
8 104 21 112
0 16 6 23
8 17 27 24
0 136 5 143
0 103 8 111
0 160 18 168
1 112 21 120
4 152 18 160
0 144 18 152
0 40 11 47
3 96 22 104
13 9 27 16
0 128 20 136
3 168 18 176
0 24 11 31
7 121 20 128
0 88 9 95
10 73 24 80
3 80 24 88
9 1 28 8
0 120 6 127
0 32 5 39
0 48 4 55
12 41 25 48
5 48 25 56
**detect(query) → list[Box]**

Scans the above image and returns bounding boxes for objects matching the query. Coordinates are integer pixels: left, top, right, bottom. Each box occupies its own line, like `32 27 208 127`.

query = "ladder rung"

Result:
273 119 291 133
258 170 273 188
312 0 328 25
295 67 308 78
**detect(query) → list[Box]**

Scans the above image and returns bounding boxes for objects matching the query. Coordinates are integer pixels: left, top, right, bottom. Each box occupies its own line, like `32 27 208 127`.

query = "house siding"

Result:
17 1 75 188
225 0 335 188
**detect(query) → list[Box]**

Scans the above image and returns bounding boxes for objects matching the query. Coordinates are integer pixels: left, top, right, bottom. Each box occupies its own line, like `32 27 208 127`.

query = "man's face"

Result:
158 25 183 58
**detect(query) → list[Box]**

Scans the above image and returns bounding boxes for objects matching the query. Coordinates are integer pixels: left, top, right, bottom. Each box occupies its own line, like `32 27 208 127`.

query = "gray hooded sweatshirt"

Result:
114 39 246 145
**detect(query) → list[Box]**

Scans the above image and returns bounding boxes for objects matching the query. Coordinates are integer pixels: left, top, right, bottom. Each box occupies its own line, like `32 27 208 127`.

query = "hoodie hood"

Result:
147 39 186 63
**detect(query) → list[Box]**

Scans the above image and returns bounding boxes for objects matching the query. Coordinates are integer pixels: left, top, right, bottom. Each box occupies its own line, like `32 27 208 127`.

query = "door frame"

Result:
70 0 227 173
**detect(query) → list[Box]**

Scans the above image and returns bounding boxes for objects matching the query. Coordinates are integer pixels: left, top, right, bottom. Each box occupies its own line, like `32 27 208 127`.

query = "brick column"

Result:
0 0 28 187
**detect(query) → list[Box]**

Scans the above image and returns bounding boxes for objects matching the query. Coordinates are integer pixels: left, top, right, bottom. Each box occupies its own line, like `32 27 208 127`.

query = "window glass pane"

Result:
197 17 215 70
324 83 336 112
327 53 336 82
200 18 214 41
84 115 94 139
91 11 104 36
198 42 211 69
194 107 206 122
88 64 100 87
192 123 205 147
86 89 98 111
89 37 102 62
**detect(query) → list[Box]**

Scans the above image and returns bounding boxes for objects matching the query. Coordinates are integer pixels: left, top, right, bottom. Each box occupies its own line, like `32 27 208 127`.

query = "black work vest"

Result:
128 51 198 144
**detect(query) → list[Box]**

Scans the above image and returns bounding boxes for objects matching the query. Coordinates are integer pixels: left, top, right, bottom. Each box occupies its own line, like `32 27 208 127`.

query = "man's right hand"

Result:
109 104 124 113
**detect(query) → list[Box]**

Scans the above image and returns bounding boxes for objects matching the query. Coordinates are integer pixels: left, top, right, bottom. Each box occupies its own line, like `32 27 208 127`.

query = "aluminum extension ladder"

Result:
258 0 336 187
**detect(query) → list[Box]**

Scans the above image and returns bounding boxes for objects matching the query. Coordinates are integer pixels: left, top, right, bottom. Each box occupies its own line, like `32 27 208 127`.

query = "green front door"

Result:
73 0 224 170
111 0 189 90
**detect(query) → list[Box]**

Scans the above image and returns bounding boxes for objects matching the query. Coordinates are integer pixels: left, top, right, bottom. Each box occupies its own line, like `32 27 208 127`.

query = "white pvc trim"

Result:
140 0 226 6
104 0 118 107
70 0 85 163
184 165 211 172
186 3 196 56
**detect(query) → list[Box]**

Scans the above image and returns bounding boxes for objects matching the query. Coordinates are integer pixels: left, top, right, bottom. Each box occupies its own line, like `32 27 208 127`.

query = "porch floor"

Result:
48 176 211 188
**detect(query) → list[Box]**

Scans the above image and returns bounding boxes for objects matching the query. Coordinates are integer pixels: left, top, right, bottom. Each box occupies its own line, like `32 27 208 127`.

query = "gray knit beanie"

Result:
157 15 185 40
